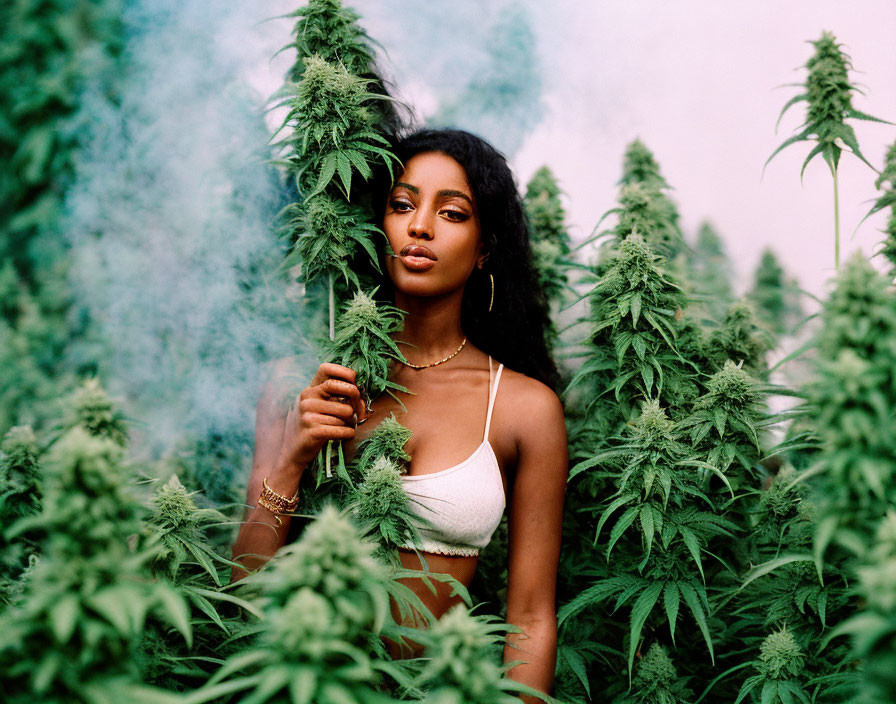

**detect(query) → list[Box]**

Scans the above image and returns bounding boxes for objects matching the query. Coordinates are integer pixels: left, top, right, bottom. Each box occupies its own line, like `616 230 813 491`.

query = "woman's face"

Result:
383 151 484 299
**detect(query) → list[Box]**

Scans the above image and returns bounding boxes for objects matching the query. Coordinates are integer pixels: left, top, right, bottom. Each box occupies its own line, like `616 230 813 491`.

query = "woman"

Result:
231 129 568 698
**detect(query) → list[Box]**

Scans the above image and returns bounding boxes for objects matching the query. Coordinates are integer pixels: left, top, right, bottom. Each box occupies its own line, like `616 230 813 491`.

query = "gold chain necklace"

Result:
402 337 467 369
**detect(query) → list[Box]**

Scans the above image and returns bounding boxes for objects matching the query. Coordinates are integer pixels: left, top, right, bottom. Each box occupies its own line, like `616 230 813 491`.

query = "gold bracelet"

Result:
258 477 300 525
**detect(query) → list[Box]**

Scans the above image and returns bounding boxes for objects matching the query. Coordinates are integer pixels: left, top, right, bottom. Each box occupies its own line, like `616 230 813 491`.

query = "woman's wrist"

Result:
264 467 303 501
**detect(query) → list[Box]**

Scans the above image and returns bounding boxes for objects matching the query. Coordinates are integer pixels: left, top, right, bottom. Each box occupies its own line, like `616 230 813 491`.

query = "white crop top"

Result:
397 357 506 557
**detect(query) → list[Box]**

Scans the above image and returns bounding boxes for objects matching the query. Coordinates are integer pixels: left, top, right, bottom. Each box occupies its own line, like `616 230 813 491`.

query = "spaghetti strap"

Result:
483 357 504 442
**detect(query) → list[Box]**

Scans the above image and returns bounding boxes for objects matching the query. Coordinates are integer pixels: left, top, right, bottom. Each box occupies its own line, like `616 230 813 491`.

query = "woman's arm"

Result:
230 360 364 582
503 381 568 701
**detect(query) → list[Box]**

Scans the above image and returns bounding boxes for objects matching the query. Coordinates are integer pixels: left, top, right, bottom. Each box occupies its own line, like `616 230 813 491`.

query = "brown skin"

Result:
230 152 568 700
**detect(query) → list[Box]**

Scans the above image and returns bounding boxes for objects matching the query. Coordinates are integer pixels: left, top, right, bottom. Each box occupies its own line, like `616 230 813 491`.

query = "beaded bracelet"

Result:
258 477 300 526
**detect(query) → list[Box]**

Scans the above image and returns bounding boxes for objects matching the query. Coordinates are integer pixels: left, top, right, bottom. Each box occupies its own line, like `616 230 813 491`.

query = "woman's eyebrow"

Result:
437 189 473 205
393 181 419 193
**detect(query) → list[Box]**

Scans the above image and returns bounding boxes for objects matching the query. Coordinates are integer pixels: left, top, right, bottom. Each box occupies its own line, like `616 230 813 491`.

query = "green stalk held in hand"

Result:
766 31 892 270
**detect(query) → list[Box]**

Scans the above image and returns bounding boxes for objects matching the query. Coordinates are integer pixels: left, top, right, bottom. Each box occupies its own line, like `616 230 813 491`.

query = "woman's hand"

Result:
276 362 368 476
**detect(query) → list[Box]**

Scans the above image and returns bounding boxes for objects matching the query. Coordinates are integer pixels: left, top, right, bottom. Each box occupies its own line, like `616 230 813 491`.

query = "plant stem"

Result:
833 165 841 271
328 272 336 341
326 273 336 477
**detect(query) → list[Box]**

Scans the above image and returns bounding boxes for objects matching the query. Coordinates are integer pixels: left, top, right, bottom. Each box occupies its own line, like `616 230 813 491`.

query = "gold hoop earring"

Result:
488 273 494 313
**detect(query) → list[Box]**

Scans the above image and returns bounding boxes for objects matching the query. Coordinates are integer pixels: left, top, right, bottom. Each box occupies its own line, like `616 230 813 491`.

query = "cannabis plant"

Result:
412 605 545 703
615 139 685 261
525 167 572 301
706 301 774 379
566 233 692 451
808 253 896 564
190 506 405 703
0 0 124 438
746 249 803 340
283 0 400 134
863 138 896 273
830 511 896 703
687 222 735 324
733 627 812 704
767 31 891 269
139 475 250 690
347 455 429 552
0 425 42 602
562 401 735 680
352 412 412 473
0 426 190 702
616 643 694 704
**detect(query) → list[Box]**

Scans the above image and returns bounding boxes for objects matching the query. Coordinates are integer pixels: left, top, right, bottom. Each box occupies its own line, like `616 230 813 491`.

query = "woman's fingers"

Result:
303 414 356 440
299 397 356 422
310 362 357 386
319 378 366 421
306 364 367 422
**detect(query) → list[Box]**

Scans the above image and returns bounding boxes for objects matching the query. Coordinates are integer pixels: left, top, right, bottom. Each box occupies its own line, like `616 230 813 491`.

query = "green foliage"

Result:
707 301 774 378
0 425 42 523
0 0 123 276
620 139 671 190
0 425 189 703
0 0 123 441
767 32 889 178
415 605 528 704
616 140 685 260
65 378 129 446
734 627 812 704
767 31 891 269
0 425 42 602
808 253 896 562
284 0 375 82
617 643 693 704
688 221 734 323
274 54 397 201
190 506 402 703
282 192 384 290
354 412 413 473
327 290 409 405
349 455 427 551
566 234 692 448
747 249 804 339
679 360 766 479
524 166 571 352
562 401 734 676
832 511 896 703
865 139 896 272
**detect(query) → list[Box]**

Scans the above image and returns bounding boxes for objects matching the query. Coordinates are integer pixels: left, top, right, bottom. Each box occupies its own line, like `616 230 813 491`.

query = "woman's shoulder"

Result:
494 364 565 430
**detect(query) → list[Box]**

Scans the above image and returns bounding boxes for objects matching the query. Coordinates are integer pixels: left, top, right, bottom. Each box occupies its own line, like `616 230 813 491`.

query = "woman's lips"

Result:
399 244 436 271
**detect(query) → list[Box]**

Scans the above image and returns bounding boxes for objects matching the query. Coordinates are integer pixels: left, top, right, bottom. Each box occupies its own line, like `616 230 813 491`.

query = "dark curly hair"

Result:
374 128 560 391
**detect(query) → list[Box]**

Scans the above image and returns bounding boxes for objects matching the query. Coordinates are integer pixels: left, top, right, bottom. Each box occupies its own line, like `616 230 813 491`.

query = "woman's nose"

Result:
408 207 433 239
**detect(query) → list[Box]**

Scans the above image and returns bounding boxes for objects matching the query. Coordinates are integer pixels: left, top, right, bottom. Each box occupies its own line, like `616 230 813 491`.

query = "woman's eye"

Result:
390 199 413 211
442 209 469 222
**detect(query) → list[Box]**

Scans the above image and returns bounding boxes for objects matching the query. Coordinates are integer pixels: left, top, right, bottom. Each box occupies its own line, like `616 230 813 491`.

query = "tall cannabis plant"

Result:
272 0 400 337
525 166 572 311
863 138 896 273
808 253 896 565
766 31 891 269
271 0 413 512
561 400 734 681
189 506 405 703
0 385 190 702
688 221 734 324
0 0 124 437
0 425 42 603
746 249 803 339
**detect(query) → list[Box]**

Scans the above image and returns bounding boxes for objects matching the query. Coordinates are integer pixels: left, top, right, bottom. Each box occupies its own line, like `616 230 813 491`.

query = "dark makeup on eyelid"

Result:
391 181 475 209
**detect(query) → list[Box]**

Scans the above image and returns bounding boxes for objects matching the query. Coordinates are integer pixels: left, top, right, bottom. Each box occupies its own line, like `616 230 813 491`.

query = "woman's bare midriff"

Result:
385 548 480 658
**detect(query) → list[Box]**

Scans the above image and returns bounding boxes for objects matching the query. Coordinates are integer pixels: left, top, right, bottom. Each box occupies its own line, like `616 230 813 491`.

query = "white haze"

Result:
65 0 315 456
62 0 895 456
